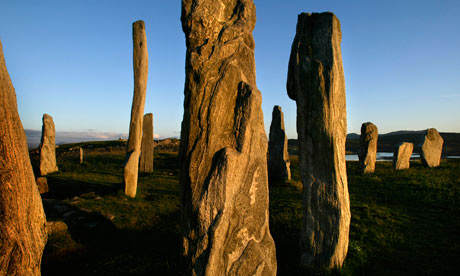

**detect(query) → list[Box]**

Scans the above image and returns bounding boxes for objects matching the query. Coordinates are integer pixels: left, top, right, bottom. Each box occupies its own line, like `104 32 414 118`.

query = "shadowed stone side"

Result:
39 114 58 176
358 122 378 173
140 113 154 173
124 20 148 198
0 40 47 276
393 142 413 170
180 1 277 275
268 105 291 184
420 128 443 168
286 12 351 269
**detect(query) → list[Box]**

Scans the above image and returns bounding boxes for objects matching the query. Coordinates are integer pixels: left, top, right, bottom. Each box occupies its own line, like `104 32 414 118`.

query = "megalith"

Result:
0 40 47 275
39 114 58 176
124 20 148 198
79 147 84 164
358 122 378 173
140 113 154 173
420 128 443 168
393 142 413 170
268 105 291 184
286 12 351 269
179 0 277 275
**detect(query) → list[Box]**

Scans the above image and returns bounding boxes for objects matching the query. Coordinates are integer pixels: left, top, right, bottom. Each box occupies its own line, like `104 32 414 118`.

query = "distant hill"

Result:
346 131 460 156
25 129 128 149
289 131 460 156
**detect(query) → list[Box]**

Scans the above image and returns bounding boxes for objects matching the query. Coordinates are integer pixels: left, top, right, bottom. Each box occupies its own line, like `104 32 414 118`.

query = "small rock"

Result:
63 210 78 218
36 176 48 194
46 221 68 234
53 204 69 214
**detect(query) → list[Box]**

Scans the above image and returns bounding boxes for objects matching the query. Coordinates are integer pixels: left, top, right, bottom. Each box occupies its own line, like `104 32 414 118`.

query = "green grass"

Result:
40 144 460 275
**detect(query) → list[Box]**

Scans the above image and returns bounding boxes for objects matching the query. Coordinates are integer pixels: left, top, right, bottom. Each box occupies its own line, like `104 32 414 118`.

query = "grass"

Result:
39 144 460 275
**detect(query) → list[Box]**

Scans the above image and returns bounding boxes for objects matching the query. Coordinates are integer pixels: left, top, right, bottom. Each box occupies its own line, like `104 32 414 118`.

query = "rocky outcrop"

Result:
39 114 58 176
268 105 291 184
393 142 413 170
140 113 154 173
359 122 378 173
286 12 350 269
124 20 148 198
0 40 47 275
420 128 443 168
179 1 277 275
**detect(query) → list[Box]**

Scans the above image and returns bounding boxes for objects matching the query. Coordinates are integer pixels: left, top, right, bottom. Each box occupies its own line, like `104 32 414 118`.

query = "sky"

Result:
1 0 459 140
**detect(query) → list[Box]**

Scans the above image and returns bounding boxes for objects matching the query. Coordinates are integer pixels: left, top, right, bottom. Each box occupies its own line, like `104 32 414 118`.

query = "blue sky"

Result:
1 0 459 139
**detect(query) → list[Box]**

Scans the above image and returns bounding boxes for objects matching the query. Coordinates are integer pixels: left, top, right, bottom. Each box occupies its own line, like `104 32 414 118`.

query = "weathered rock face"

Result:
268 105 291 184
180 1 277 275
39 114 58 176
420 128 443 168
0 40 47 275
140 113 154 173
124 20 148 198
358 122 378 173
286 12 351 269
79 147 84 164
393 142 413 170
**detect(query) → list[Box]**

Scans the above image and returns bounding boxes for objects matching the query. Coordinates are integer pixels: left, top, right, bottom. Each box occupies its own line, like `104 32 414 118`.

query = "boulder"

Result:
179 1 277 275
139 113 154 173
268 105 291 184
124 20 148 198
36 176 49 194
0 40 47 275
39 114 58 176
286 12 351 269
420 128 443 167
393 142 413 170
358 122 378 173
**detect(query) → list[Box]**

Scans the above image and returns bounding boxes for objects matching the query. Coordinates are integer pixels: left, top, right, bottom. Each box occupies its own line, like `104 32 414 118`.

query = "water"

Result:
345 152 459 161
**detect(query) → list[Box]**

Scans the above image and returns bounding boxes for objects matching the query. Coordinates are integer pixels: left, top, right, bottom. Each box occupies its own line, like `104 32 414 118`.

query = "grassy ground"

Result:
39 145 460 275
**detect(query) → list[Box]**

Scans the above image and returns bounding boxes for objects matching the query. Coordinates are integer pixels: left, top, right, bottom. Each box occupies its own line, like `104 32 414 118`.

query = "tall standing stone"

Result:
39 114 58 176
286 12 351 269
79 147 84 164
124 20 148 198
393 142 413 170
268 105 291 184
140 113 154 173
180 1 277 275
358 122 378 173
0 40 47 275
420 128 443 168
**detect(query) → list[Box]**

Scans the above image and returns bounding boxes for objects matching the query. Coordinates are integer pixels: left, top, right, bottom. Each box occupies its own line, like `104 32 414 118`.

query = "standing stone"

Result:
139 113 154 173
358 122 378 173
180 1 277 275
393 142 413 170
420 128 443 168
286 12 351 269
124 20 148 198
268 105 291 184
39 114 58 176
79 147 84 164
0 40 47 275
